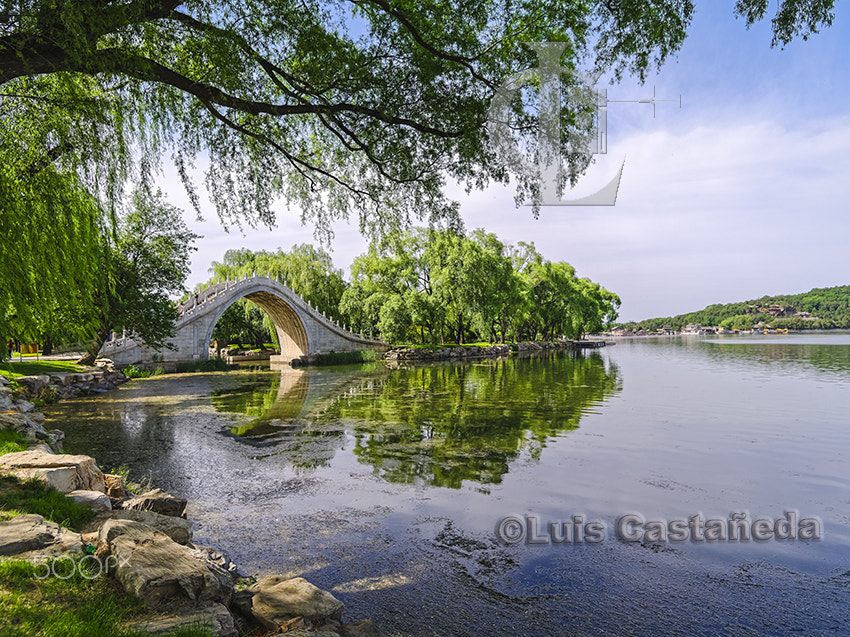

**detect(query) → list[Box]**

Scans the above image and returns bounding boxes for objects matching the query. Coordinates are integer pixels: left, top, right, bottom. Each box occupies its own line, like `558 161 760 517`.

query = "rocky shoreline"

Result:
0 373 380 636
383 339 579 362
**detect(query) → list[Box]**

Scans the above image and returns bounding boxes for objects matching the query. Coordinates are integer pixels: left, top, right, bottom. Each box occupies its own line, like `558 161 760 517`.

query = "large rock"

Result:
0 448 106 493
119 488 187 518
0 387 13 411
0 514 83 557
0 411 45 438
99 519 226 606
250 576 345 629
68 489 112 513
84 509 193 545
14 375 50 399
125 603 237 637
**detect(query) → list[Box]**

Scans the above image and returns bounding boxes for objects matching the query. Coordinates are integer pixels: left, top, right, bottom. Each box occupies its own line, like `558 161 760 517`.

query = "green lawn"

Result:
0 360 87 379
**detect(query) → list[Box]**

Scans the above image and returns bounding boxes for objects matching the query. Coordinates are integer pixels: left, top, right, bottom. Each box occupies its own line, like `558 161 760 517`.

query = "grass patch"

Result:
122 365 164 379
0 361 86 380
0 476 94 532
0 558 159 637
311 350 382 366
175 359 230 373
0 431 28 456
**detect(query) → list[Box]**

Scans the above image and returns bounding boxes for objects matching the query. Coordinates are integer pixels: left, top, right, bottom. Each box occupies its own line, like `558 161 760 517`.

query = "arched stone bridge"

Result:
99 276 386 366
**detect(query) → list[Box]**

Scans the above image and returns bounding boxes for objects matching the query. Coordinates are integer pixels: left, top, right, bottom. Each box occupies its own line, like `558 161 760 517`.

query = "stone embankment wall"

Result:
383 340 572 362
12 360 128 402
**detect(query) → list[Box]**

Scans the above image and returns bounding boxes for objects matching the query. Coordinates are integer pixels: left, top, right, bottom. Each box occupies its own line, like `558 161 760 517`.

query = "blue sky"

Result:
174 3 850 321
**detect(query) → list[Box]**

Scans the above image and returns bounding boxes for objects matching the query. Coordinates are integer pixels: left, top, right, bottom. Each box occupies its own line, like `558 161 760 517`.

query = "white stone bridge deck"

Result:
100 275 386 366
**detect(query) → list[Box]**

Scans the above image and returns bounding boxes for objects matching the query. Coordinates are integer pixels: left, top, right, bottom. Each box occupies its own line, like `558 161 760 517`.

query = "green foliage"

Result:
0 430 28 455
0 475 95 531
623 285 850 331
203 245 350 348
80 190 199 361
734 0 838 47
208 245 348 319
122 364 164 379
211 300 273 350
102 465 146 496
0 0 713 239
342 228 619 345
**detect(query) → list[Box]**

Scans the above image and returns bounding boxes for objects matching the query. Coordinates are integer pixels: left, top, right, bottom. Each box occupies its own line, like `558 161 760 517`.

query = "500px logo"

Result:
31 554 129 580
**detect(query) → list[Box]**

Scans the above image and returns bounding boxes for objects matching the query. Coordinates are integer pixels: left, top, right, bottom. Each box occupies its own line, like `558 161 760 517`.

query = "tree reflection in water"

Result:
214 351 621 488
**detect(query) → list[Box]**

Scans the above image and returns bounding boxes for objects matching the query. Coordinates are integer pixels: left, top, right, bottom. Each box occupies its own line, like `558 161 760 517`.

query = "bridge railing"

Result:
176 275 384 344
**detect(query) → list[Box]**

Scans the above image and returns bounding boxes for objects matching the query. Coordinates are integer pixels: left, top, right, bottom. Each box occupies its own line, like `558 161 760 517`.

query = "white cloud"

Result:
170 113 849 321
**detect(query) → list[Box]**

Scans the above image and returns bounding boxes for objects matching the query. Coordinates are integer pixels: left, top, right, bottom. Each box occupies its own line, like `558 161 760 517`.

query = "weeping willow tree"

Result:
0 80 114 347
0 0 837 349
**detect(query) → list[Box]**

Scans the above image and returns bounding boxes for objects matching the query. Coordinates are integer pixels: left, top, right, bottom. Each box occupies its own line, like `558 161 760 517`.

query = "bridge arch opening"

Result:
205 290 310 361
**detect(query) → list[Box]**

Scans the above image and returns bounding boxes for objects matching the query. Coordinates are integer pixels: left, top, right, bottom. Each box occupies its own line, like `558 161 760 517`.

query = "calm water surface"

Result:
47 334 850 635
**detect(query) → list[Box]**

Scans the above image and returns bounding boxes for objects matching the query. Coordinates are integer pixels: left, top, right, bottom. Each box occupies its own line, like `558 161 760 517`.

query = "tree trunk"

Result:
76 329 108 366
41 335 53 356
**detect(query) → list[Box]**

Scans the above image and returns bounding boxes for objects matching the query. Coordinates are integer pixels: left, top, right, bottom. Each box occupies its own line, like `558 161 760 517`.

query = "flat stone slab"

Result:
125 603 237 637
119 488 187 518
0 514 83 557
7 467 78 493
0 449 106 493
84 509 192 545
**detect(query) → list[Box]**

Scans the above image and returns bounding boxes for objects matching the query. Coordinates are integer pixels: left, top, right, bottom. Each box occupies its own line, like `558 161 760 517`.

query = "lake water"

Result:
46 334 850 635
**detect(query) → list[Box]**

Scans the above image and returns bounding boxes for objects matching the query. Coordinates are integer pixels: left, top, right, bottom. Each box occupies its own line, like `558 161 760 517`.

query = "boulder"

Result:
83 509 193 545
0 375 9 386
124 603 237 637
0 514 83 557
0 387 13 411
186 544 238 605
99 519 226 606
250 576 345 629
68 489 112 513
0 448 106 493
119 488 187 518
13 399 35 413
14 375 50 399
0 411 45 439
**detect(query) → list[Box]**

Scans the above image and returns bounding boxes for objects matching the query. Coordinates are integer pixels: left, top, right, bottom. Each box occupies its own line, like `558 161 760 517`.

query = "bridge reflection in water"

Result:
212 351 621 488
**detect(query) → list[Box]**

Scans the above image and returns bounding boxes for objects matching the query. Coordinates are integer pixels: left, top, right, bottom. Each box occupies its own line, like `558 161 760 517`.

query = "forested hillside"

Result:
621 285 850 332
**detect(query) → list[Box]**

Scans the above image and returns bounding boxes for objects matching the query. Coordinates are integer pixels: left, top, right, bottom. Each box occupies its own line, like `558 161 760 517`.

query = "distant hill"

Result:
619 285 850 332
